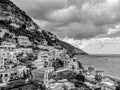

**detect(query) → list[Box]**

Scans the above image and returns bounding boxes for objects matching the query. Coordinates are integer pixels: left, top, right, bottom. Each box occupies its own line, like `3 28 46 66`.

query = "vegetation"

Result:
52 59 64 70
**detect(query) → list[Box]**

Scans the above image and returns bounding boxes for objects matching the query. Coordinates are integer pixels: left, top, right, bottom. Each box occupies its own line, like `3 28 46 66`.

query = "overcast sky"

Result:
11 0 120 40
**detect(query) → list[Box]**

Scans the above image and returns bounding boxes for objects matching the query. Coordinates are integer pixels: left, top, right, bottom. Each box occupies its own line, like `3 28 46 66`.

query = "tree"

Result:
67 71 77 81
77 61 83 69
115 82 120 90
75 71 85 82
52 59 64 70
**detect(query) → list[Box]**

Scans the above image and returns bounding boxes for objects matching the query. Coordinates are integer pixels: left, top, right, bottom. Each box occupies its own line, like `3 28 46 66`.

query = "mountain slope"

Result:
58 40 88 56
0 0 83 57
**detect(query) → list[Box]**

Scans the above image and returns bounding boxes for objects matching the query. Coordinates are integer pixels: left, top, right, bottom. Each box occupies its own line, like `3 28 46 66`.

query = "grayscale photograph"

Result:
0 0 120 90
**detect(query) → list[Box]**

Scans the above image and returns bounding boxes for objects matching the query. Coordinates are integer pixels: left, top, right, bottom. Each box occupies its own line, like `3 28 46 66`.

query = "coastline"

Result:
76 55 120 79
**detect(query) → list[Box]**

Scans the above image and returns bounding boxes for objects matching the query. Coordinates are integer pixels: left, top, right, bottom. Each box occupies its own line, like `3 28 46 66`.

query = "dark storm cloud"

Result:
11 0 120 39
51 23 108 39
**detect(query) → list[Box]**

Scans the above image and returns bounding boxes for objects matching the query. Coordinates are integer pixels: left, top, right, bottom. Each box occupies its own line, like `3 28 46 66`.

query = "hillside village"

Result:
0 36 119 90
0 0 120 90
0 33 83 89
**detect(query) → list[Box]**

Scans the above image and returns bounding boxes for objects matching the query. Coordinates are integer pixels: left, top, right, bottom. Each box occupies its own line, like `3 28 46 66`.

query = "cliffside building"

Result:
31 67 54 85
18 36 32 47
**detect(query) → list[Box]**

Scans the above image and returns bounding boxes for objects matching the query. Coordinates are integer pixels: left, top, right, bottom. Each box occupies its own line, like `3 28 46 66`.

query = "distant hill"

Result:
95 31 120 38
58 40 88 56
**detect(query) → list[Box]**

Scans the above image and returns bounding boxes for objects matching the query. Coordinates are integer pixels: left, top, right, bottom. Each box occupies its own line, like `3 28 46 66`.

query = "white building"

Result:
0 50 18 69
38 51 49 58
16 48 33 55
0 66 29 83
0 57 5 70
0 29 8 38
32 59 44 69
0 41 16 49
18 36 31 46
31 67 54 85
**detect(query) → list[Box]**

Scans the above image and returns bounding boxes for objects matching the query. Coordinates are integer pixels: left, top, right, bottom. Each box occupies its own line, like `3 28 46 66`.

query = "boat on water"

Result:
81 37 120 56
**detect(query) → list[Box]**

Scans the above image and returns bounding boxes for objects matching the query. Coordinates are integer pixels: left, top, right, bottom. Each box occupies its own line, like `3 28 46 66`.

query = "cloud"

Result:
47 0 120 25
11 0 120 40
47 6 77 23
11 0 66 20
107 24 120 34
63 37 83 49
54 22 108 39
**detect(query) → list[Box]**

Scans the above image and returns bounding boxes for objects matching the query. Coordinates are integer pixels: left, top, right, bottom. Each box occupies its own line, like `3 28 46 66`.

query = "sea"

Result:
76 55 120 79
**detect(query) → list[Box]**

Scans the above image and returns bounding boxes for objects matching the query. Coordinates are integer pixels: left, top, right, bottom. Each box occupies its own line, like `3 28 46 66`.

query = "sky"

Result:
11 0 120 41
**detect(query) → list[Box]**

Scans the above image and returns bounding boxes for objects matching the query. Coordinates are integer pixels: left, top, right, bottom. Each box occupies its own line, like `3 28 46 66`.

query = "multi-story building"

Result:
33 49 40 57
0 51 9 70
0 50 18 70
38 45 55 51
18 36 32 47
5 64 15 69
4 53 18 64
0 56 5 70
43 40 48 46
31 67 54 85
32 59 45 69
38 51 49 58
0 41 16 51
53 66 72 80
16 66 29 78
26 22 36 30
0 50 9 57
16 48 33 55
0 66 29 83
38 45 49 51
0 28 8 38
68 58 79 73
10 23 20 29
37 51 52 68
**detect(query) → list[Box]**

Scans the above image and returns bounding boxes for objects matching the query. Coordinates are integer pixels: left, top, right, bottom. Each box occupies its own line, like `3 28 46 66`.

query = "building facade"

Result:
18 36 31 46
31 67 54 85
0 66 29 83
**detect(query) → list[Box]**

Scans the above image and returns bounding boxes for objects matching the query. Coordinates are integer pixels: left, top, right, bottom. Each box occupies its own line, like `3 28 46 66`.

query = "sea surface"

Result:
76 55 120 78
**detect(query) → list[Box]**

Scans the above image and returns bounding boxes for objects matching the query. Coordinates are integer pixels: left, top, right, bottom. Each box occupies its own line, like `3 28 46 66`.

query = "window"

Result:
5 79 8 82
0 74 3 77
14 73 17 75
4 74 8 77
11 73 14 76
1 65 3 68
4 58 7 61
1 60 4 63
